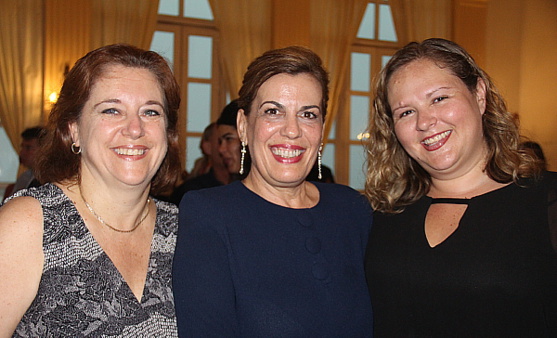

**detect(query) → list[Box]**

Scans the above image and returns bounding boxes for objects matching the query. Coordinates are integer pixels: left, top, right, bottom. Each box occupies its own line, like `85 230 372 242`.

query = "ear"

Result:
237 109 248 145
475 78 487 115
321 115 326 142
69 121 80 146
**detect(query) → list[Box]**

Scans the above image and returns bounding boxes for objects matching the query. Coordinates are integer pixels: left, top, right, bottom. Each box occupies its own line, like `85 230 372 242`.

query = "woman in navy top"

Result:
173 46 373 337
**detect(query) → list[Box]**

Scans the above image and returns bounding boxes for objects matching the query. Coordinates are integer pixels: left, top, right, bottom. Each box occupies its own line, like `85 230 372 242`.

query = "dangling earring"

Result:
71 142 81 154
239 141 247 175
318 143 323 180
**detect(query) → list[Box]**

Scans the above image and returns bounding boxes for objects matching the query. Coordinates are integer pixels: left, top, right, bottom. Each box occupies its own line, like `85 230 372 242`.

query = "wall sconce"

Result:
357 132 370 140
44 91 59 114
48 91 58 104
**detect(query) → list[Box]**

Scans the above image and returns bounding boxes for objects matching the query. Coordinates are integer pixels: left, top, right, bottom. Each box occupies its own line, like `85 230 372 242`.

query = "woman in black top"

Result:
364 38 557 337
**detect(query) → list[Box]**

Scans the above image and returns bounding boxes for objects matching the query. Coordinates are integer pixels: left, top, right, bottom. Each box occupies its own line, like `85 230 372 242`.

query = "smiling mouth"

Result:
271 147 305 158
114 148 147 156
421 130 452 146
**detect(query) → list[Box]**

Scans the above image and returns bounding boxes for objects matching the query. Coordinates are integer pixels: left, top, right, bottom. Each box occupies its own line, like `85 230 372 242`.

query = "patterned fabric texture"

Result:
6 183 178 337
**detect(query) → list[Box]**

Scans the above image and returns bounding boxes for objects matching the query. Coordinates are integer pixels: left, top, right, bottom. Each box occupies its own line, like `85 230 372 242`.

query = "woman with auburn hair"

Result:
173 46 373 337
0 44 181 336
364 38 557 336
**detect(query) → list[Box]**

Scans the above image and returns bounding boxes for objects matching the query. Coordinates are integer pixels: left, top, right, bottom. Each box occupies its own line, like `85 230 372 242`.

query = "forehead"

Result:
256 73 322 100
92 65 161 93
389 59 456 86
218 124 237 136
387 59 466 97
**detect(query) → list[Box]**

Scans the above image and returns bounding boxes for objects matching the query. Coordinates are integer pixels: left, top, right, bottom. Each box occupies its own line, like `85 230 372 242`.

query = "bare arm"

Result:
0 197 44 337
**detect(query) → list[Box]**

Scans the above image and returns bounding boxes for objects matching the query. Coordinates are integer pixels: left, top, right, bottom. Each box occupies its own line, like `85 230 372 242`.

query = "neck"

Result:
242 175 319 209
428 169 507 199
72 176 152 232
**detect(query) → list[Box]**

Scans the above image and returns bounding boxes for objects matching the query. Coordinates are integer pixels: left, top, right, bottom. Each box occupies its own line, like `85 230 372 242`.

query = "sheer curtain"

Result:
91 0 160 50
390 0 452 44
208 0 272 98
209 0 365 139
0 0 44 151
0 0 160 153
310 0 368 143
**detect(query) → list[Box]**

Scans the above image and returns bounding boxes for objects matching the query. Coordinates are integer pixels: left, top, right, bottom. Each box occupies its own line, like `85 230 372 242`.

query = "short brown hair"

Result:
36 44 181 194
237 46 329 119
364 38 541 213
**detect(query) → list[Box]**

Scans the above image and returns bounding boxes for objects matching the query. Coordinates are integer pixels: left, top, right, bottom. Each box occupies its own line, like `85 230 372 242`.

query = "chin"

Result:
418 155 457 171
115 171 154 186
272 173 306 185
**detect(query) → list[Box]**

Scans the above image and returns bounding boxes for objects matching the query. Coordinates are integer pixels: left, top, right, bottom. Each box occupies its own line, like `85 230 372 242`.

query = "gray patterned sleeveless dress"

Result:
6 183 179 337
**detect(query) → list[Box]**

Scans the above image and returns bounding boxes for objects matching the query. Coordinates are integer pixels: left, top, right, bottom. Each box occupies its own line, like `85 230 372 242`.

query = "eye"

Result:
433 96 448 103
143 109 162 117
264 108 280 115
300 111 318 119
398 109 414 119
101 108 119 115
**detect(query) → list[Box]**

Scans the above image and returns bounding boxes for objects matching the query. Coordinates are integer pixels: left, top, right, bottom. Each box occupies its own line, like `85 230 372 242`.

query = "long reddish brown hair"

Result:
36 44 181 195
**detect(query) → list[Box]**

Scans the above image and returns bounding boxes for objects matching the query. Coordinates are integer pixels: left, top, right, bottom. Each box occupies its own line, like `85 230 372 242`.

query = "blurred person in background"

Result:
3 126 45 201
170 121 230 204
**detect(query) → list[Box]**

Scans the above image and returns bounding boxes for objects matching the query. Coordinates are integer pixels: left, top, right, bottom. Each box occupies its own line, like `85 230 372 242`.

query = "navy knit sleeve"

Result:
172 190 239 337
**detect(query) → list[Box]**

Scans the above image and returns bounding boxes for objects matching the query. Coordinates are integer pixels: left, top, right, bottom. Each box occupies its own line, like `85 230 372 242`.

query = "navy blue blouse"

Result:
173 181 373 337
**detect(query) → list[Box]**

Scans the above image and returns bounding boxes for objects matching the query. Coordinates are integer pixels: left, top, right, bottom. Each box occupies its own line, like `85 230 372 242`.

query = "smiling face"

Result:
388 59 487 180
69 64 168 189
238 73 324 188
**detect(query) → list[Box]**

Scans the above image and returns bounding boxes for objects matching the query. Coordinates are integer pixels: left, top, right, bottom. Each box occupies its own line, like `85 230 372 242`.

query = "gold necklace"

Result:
79 186 151 233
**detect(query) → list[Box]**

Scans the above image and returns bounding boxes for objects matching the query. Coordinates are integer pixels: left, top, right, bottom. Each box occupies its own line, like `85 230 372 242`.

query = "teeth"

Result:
115 148 146 156
271 147 304 158
422 131 451 145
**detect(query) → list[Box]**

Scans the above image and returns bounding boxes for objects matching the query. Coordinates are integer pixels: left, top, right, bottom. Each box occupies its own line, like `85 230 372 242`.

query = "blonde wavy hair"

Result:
364 38 542 213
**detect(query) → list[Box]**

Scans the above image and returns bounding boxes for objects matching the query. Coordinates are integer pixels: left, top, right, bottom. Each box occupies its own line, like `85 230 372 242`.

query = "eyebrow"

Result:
93 99 120 109
93 99 164 109
145 100 164 108
425 86 452 98
220 132 237 138
259 100 321 111
391 85 453 111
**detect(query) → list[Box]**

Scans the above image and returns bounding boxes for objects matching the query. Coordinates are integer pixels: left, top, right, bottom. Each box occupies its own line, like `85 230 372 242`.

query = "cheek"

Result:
229 141 240 155
306 124 323 141
394 123 409 144
233 142 241 153
393 122 419 155
152 121 168 138
252 121 277 141
159 138 169 155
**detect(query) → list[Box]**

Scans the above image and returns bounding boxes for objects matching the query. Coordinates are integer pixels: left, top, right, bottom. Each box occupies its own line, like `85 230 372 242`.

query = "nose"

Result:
123 113 145 139
416 109 437 131
280 114 302 139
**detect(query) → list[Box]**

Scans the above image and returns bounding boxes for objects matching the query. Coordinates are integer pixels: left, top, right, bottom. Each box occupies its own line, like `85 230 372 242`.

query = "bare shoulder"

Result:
0 196 44 241
0 196 44 336
1 194 44 223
